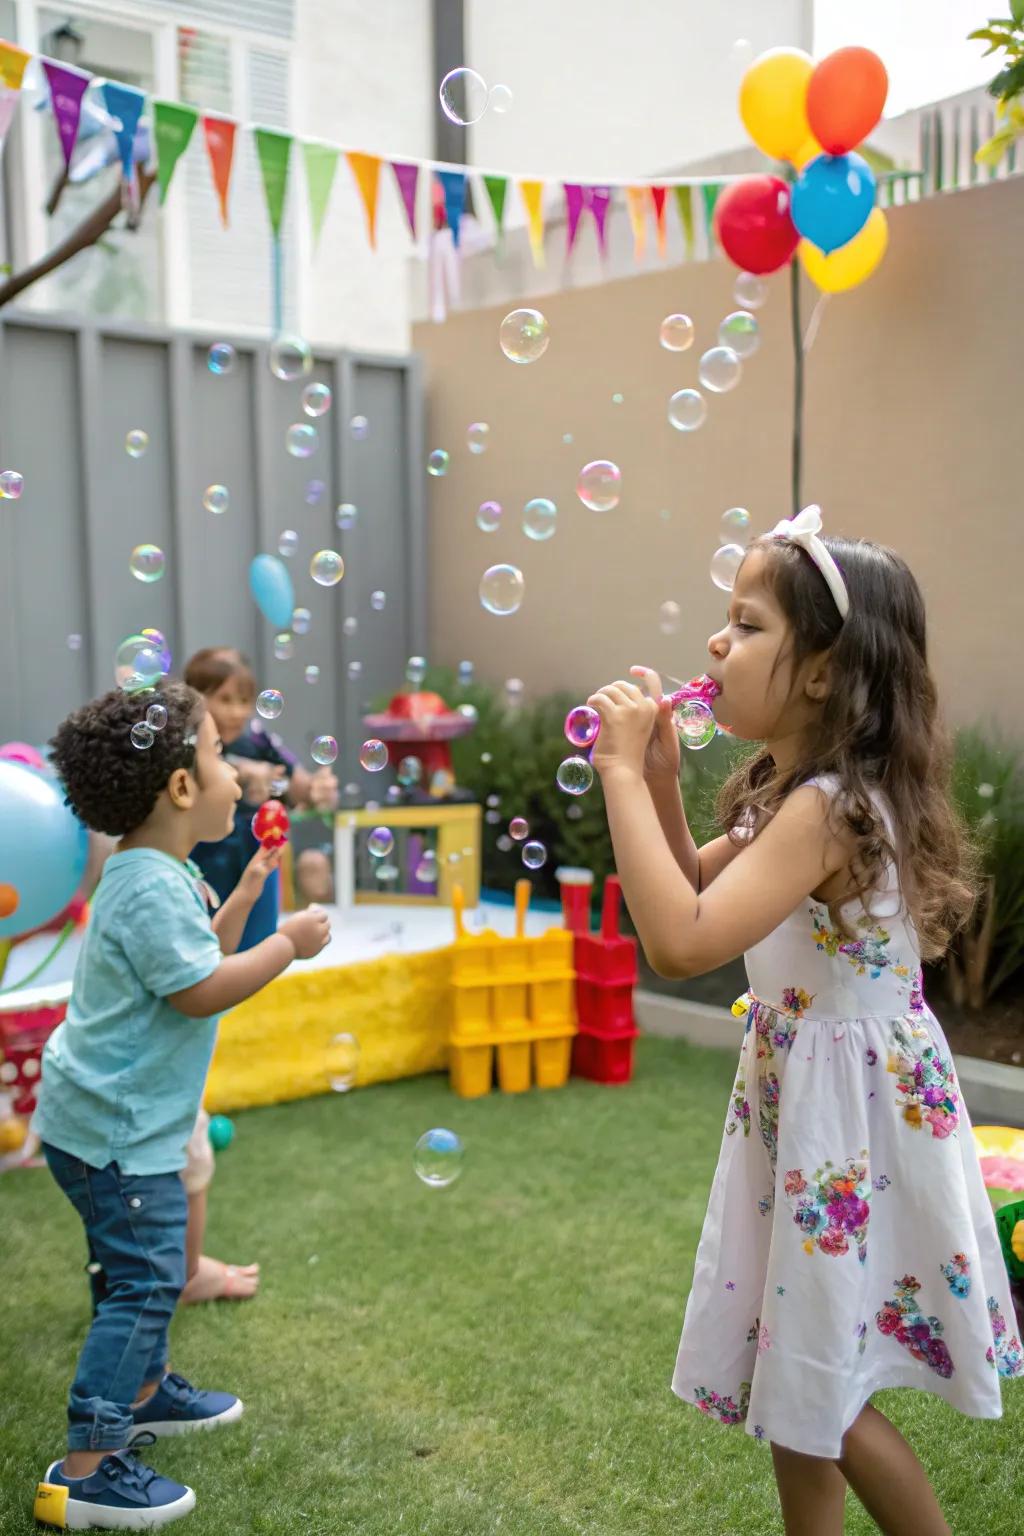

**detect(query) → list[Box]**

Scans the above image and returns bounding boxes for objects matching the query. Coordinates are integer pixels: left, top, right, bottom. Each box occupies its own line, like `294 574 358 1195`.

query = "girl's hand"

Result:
309 766 339 812
233 760 283 806
587 680 659 778
629 666 680 784
238 844 282 902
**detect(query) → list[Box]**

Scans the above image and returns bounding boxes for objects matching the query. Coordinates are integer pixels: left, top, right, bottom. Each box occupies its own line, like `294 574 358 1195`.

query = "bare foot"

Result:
180 1254 260 1304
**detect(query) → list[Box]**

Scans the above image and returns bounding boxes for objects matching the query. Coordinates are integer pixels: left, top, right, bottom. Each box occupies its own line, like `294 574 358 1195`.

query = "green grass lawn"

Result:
2 1036 1021 1535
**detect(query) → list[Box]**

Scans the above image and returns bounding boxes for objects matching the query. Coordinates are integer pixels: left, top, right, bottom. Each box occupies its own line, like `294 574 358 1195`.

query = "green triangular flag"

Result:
302 140 339 247
153 100 198 204
701 183 723 253
254 127 292 239
483 174 508 241
674 185 695 259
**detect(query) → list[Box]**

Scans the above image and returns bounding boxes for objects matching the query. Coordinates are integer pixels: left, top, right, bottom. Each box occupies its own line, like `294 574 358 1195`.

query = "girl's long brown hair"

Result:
717 534 978 959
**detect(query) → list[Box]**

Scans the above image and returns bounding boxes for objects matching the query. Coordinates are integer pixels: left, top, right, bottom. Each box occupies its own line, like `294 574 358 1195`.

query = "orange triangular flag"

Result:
519 179 546 268
625 186 648 261
650 186 668 258
346 152 381 247
202 115 236 228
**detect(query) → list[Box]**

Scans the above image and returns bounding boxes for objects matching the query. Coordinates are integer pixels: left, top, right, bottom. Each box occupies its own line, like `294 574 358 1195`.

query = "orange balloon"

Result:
0 883 18 919
807 47 888 156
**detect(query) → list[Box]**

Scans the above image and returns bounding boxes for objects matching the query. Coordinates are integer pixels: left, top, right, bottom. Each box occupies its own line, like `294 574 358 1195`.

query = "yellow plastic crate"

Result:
497 1040 532 1093
534 1033 573 1089
493 981 529 1026
451 981 492 1034
530 927 575 976
529 971 576 1028
449 1040 493 1099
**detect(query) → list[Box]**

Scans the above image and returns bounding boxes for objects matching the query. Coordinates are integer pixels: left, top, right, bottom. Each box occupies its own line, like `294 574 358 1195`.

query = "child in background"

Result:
587 507 1022 1536
31 682 329 1530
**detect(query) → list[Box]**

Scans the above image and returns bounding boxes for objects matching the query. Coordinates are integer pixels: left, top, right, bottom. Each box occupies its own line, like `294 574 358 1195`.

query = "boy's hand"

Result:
629 666 680 784
280 904 331 960
234 760 286 805
587 680 659 779
238 844 281 902
309 766 339 812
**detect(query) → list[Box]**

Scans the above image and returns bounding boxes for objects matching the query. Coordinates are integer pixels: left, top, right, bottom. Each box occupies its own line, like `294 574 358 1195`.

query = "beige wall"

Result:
414 178 1022 733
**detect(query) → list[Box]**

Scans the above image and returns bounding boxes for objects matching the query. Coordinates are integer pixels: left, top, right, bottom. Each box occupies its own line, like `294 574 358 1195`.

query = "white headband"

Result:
769 504 849 620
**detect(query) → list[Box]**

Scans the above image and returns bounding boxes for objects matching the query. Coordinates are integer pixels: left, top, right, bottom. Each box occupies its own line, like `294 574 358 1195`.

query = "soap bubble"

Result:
489 83 514 114
659 600 681 635
496 833 512 851
499 308 549 364
427 448 449 476
305 479 326 505
522 840 547 870
286 423 318 458
146 703 167 731
720 506 751 540
269 333 312 381
375 862 400 884
291 606 312 635
301 381 332 418
557 756 594 796
718 311 760 359
523 497 557 541
562 432 573 445
208 341 236 375
311 735 338 765
509 817 529 841
130 722 155 751
458 659 474 683
505 677 524 703
305 665 319 684
486 794 501 809
476 500 502 533
576 460 621 512
565 705 600 748
347 661 363 681
278 529 298 558
370 590 386 611
310 550 344 586
668 388 707 431
406 656 426 685
130 544 165 583
327 1032 359 1093
612 392 624 406
457 703 478 723
415 851 439 883
480 563 524 616
711 543 746 592
699 346 742 393
203 484 229 515
386 785 403 804
0 468 24 498
343 616 358 637
659 313 695 351
734 271 767 310
125 429 149 458
67 633 82 651
116 636 165 692
673 697 717 750
731 37 754 64
335 502 357 531
467 422 489 454
141 628 172 672
367 827 394 859
397 756 422 786
414 1127 464 1187
274 633 294 661
439 66 488 126
257 689 284 719
485 808 501 824
360 739 388 771
349 414 369 440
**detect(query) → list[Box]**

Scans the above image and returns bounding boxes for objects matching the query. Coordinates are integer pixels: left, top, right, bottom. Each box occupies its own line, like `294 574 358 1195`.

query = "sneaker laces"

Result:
102 1434 159 1492
161 1371 202 1407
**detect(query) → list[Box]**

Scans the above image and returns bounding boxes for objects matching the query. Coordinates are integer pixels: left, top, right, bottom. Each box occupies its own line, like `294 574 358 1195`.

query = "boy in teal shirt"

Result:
31 681 329 1531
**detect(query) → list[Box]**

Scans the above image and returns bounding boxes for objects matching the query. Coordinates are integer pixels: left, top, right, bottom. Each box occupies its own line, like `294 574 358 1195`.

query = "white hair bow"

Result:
769 504 850 620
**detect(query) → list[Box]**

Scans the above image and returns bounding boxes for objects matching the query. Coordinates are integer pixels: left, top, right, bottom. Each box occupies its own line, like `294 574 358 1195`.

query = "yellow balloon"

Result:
739 48 814 161
799 208 889 293
791 134 824 169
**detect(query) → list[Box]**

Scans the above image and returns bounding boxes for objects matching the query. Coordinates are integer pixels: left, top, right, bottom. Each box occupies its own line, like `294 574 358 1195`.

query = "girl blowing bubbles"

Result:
588 507 1022 1536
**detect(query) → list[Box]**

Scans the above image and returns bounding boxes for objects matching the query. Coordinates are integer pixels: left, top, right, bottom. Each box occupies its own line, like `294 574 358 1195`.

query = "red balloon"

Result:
252 798 290 849
714 175 799 275
807 47 888 156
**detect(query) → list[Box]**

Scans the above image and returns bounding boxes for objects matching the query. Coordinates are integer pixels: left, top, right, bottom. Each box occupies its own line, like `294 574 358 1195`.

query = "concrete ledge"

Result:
634 989 1024 1128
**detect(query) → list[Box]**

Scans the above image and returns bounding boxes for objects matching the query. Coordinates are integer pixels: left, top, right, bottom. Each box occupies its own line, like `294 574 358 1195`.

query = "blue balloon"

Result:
792 152 876 255
249 554 295 630
0 760 88 940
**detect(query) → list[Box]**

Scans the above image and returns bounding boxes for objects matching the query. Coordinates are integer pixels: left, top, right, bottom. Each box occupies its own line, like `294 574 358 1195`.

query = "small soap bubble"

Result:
414 1126 465 1187
489 83 513 114
291 607 312 635
349 414 369 440
67 633 83 651
612 392 624 406
203 484 229 515
734 272 768 310
305 665 320 685
509 817 529 841
301 382 332 418
386 785 403 804
347 660 363 681
496 833 512 851
659 600 682 635
458 659 474 683
673 697 717 750
367 827 394 859
439 66 488 125
370 590 386 612
485 808 501 824
375 862 400 884
576 460 620 512
457 702 478 723
699 346 742 393
146 703 167 732
125 429 149 458
207 341 235 375
523 497 557 540
286 423 319 458
257 689 284 719
565 705 600 748
274 633 294 661
415 851 439 883
0 468 24 498
269 334 312 382
566 804 583 821
720 507 751 540
562 432 573 445
305 479 326 506
668 388 707 432
311 735 338 766
406 655 427 685
499 308 549 364
522 840 547 870
278 529 298 558
718 312 760 359
343 616 358 637
115 635 165 693
659 314 695 352
505 677 524 703
360 739 388 771
467 422 489 454
141 628 172 672
327 1032 359 1093
427 448 449 476
130 722 155 751
480 563 524 616
557 756 594 795
335 502 357 532
486 794 501 809
310 550 344 586
476 499 502 533
398 756 422 787
710 543 746 592
130 544 165 583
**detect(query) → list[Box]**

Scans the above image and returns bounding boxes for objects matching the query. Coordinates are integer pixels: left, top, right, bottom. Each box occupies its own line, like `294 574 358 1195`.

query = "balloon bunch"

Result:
716 46 889 294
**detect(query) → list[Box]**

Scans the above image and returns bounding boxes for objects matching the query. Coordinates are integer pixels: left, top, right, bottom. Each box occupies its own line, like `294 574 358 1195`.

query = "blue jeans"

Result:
43 1144 187 1450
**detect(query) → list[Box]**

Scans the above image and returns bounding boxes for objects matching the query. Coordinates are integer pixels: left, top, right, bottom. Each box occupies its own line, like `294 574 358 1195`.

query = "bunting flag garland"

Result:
564 183 586 254
390 160 419 239
518 179 546 268
254 127 292 238
701 183 723 253
41 59 90 173
674 183 696 258
153 100 198 203
302 140 339 247
100 80 146 206
650 185 668 257
435 168 467 246
625 186 649 260
346 151 381 247
590 186 612 256
203 114 237 227
0 39 29 151
482 174 508 245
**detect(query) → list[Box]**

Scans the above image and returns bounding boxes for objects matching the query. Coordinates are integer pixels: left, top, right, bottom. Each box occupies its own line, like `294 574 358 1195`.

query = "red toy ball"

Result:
252 799 290 849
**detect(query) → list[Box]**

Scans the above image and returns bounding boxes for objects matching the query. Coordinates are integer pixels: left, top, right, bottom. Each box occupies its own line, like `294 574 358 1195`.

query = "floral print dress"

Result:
672 779 1023 1458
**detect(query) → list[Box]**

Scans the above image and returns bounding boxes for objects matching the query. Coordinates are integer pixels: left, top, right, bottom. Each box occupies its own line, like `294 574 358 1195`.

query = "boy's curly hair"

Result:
49 683 206 838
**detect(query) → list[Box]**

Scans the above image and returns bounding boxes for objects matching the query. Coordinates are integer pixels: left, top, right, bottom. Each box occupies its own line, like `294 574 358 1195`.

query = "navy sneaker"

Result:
34 1437 195 1530
129 1371 243 1440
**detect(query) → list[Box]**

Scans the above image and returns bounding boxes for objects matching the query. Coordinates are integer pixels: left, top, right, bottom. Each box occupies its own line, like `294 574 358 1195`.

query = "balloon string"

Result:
0 921 76 996
802 294 830 355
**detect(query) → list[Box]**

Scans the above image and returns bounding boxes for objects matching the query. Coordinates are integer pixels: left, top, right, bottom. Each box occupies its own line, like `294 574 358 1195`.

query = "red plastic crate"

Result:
576 976 635 1034
572 1024 640 1085
573 878 637 985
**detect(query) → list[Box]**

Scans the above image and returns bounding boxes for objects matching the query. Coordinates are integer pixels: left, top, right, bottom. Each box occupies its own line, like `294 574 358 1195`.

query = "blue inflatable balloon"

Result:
792 152 876 255
249 554 296 630
0 759 88 940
